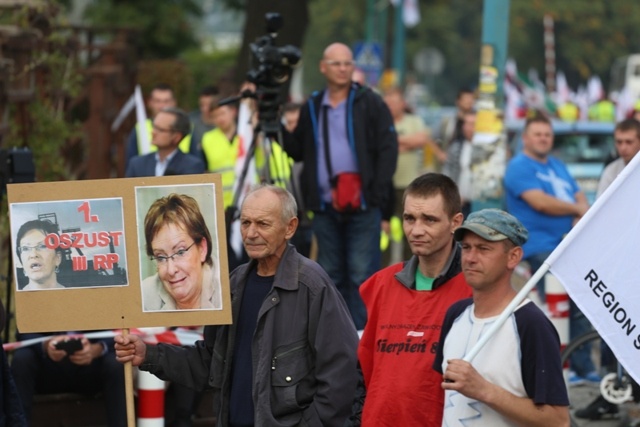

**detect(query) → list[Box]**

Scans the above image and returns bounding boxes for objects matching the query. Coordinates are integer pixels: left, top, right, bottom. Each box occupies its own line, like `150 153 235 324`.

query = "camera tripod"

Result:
220 89 295 232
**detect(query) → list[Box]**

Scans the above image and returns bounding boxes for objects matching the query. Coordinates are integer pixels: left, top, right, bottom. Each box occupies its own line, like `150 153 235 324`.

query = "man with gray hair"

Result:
434 209 569 426
115 185 359 427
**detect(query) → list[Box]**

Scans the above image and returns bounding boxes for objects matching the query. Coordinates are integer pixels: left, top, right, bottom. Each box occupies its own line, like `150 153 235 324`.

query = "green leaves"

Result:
82 0 203 59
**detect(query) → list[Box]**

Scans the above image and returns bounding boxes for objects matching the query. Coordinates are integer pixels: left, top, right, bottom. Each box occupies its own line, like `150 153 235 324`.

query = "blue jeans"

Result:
527 252 596 375
312 206 381 330
526 252 551 303
569 299 596 376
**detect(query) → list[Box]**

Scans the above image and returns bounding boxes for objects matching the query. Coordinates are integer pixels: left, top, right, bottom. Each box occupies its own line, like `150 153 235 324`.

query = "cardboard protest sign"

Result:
8 174 232 332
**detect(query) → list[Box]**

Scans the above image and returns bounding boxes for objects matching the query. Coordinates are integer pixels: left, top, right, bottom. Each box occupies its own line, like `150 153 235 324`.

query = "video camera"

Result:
247 13 301 89
246 12 301 136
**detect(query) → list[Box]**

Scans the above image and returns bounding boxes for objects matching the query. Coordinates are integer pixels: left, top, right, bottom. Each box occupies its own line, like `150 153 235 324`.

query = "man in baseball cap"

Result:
433 208 569 426
453 208 528 247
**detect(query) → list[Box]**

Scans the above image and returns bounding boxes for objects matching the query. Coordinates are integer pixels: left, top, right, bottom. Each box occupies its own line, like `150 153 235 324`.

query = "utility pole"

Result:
471 0 511 210
543 14 556 93
366 0 376 43
392 0 405 86
479 0 510 108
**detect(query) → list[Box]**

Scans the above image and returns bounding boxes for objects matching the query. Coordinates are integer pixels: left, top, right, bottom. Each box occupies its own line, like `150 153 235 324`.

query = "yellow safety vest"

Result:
255 140 292 189
588 101 615 122
201 128 240 208
137 119 192 154
558 103 579 122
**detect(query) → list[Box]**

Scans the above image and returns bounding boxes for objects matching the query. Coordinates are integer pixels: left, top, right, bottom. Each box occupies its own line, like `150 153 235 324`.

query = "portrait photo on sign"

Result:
10 198 128 291
135 184 223 312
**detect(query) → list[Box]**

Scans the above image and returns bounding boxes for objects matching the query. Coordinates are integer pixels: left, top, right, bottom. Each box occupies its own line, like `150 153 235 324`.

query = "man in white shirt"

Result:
434 209 569 427
596 118 640 198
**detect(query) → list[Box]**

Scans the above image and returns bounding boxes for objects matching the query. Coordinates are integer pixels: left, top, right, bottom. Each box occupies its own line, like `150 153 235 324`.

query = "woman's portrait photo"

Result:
15 219 65 291
11 199 128 291
136 185 222 312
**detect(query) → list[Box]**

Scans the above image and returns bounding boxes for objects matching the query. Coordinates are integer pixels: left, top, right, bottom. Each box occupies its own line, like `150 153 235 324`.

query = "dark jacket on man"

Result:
140 245 359 427
125 150 205 177
283 83 398 212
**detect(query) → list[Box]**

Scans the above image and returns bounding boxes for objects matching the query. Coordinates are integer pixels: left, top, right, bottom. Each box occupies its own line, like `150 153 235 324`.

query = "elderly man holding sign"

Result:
115 185 358 427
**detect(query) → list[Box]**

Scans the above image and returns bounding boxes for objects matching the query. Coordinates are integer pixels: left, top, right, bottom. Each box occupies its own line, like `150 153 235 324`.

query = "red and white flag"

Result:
229 101 257 258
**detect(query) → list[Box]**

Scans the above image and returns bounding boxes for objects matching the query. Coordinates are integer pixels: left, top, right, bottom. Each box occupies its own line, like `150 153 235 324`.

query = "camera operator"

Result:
282 42 398 330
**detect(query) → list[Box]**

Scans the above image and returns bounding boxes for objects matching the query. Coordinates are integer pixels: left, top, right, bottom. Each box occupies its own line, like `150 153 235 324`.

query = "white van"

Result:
610 54 640 99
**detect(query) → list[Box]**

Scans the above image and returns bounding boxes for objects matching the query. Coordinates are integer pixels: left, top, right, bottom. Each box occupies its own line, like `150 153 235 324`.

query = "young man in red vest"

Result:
356 173 472 426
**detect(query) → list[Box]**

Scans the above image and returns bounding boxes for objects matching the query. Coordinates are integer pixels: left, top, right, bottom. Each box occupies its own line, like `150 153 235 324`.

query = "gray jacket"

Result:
140 244 359 427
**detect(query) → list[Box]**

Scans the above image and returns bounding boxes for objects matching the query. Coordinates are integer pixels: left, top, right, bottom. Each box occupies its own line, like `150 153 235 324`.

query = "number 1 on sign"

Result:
78 201 99 223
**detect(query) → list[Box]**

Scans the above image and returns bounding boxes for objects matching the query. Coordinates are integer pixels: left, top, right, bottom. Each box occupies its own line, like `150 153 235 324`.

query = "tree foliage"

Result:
509 0 640 90
280 0 640 102
406 0 483 102
233 0 309 92
82 0 202 59
1 3 83 183
77 0 640 104
300 0 367 93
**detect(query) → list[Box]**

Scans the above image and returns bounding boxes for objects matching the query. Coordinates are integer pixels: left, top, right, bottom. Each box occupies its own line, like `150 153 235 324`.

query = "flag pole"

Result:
134 85 151 155
122 327 136 427
463 263 550 362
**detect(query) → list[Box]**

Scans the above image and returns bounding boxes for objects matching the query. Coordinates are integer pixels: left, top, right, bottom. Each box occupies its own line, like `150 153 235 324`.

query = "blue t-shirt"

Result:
504 153 580 258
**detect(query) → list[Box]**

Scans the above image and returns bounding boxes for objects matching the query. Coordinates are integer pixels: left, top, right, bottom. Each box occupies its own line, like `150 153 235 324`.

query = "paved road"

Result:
512 267 634 426
569 382 637 426
568 372 640 427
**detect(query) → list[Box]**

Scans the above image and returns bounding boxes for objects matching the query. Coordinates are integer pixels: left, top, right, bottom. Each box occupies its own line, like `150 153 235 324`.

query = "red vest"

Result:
358 262 472 426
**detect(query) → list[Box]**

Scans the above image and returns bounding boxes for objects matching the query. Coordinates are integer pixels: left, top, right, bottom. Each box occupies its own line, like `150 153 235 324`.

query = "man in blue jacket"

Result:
283 42 398 329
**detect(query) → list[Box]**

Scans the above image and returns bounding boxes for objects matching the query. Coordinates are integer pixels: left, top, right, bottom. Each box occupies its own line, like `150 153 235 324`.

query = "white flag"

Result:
111 92 136 132
228 101 257 259
616 85 636 122
390 0 421 27
587 75 604 105
546 149 640 384
555 71 571 105
135 85 151 155
572 85 589 121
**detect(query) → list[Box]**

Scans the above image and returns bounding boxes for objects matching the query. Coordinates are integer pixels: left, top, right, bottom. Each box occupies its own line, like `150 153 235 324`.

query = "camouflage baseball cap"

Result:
454 209 528 246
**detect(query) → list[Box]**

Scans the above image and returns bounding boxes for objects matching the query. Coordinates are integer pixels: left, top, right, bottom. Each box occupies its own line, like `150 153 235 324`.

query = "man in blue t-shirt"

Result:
504 114 596 384
505 114 589 285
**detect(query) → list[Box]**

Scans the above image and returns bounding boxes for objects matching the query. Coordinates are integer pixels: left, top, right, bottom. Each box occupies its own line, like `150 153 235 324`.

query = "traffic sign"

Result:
414 47 445 76
353 41 384 86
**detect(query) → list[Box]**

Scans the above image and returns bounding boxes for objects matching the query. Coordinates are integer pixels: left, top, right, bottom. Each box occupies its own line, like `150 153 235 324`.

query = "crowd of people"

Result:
4 40 640 427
